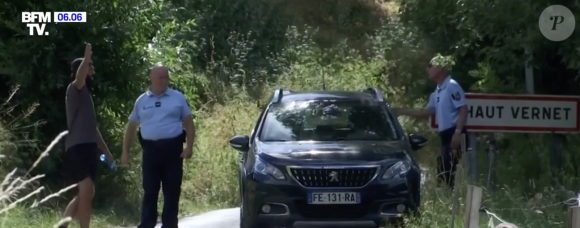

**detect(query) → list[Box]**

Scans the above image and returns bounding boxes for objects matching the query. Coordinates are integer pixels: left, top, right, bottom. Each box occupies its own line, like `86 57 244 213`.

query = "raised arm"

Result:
73 44 92 90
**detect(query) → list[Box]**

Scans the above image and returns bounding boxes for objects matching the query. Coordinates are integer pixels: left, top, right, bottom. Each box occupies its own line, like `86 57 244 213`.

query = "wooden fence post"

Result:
450 164 464 228
464 185 482 228
568 206 580 228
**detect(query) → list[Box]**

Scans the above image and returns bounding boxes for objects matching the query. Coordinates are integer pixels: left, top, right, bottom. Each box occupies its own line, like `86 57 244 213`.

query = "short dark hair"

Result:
71 58 83 78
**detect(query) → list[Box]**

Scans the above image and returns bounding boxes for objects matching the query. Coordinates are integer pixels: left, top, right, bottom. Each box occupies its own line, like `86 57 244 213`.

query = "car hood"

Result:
256 141 409 163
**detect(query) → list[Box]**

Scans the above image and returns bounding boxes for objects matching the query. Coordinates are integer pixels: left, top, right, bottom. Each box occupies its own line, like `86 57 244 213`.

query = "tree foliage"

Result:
400 0 580 95
401 0 580 194
0 0 163 205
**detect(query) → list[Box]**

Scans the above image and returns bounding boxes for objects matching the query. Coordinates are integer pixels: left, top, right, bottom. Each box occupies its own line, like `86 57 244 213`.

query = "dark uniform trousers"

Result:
437 126 468 189
138 134 184 228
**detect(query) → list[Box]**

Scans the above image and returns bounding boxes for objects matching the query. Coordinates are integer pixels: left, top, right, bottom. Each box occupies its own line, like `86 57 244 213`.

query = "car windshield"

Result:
259 99 400 142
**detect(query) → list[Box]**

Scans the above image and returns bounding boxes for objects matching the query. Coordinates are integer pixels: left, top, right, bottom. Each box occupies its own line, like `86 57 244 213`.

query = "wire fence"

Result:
437 134 580 228
466 191 580 228
433 161 580 228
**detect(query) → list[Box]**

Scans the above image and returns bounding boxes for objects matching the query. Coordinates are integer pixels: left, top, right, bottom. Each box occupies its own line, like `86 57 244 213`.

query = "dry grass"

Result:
0 131 77 228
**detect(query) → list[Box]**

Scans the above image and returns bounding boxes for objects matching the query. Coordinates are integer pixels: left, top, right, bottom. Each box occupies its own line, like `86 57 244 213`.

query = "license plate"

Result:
307 192 360 204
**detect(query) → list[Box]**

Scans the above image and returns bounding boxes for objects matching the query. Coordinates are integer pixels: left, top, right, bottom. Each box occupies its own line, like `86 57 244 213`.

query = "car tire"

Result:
240 210 259 228
240 188 266 228
240 204 265 228
408 183 421 217
240 195 254 228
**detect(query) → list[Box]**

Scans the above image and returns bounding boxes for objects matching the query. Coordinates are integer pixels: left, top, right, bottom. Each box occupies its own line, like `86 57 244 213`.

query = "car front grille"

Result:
288 166 378 188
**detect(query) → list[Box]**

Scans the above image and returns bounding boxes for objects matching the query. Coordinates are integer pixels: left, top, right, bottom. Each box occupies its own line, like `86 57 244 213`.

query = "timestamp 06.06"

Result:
53 12 87 23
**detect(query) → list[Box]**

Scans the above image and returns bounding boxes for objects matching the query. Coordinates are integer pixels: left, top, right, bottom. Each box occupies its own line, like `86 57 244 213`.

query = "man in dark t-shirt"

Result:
60 44 114 228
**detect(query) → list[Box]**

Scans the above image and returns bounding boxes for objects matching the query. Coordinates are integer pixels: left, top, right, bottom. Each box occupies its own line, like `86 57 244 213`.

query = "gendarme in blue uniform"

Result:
426 76 467 132
131 87 192 228
426 75 467 189
129 88 192 140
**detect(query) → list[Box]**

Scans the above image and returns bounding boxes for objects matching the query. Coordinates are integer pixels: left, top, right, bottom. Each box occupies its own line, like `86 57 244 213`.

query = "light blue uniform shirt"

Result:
129 88 193 140
426 76 467 132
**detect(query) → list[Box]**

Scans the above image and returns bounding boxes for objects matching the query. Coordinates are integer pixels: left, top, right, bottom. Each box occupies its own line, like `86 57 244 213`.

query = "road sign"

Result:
430 93 580 133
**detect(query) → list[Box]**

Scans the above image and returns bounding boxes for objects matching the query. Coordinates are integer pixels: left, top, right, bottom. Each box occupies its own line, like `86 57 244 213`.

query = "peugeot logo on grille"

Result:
329 171 339 182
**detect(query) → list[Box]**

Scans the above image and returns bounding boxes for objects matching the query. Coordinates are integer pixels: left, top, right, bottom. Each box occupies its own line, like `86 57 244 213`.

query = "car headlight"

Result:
382 160 411 179
254 156 285 180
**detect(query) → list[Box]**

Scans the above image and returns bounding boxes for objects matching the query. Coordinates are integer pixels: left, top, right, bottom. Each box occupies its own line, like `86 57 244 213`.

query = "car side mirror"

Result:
229 135 250 152
409 134 428 151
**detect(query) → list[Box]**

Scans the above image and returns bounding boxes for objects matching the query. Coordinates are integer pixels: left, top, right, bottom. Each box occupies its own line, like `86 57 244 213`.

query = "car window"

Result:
259 99 400 142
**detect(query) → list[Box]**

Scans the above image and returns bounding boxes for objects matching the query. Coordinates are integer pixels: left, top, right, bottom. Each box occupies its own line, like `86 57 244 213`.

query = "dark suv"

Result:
229 87 428 228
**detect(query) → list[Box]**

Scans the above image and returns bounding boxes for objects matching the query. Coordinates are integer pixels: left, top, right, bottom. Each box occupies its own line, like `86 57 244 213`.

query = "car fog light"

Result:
262 204 271 213
396 204 406 212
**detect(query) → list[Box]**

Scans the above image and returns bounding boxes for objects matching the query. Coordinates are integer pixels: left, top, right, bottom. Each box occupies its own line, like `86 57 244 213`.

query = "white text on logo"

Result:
22 12 51 36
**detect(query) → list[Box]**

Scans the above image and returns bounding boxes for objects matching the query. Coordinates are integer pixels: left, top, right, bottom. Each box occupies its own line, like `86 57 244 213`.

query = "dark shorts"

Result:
64 143 99 185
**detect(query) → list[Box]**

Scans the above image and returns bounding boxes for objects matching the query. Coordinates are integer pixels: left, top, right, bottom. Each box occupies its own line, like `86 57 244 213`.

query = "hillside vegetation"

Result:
1 0 580 227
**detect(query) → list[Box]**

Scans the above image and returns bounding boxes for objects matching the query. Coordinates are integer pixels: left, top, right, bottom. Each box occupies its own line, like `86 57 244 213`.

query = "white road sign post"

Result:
431 93 580 133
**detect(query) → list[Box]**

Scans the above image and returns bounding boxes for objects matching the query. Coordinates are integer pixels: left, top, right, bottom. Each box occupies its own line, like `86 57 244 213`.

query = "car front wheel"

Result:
407 185 422 222
240 186 266 228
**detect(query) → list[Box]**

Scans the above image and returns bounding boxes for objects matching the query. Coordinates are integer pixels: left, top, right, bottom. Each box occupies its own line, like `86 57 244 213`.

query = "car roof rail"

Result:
271 88 293 103
362 86 385 102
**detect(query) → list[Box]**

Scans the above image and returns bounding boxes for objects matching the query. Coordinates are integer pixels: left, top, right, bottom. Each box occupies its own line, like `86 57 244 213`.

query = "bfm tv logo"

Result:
22 12 86 36
22 12 51 36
